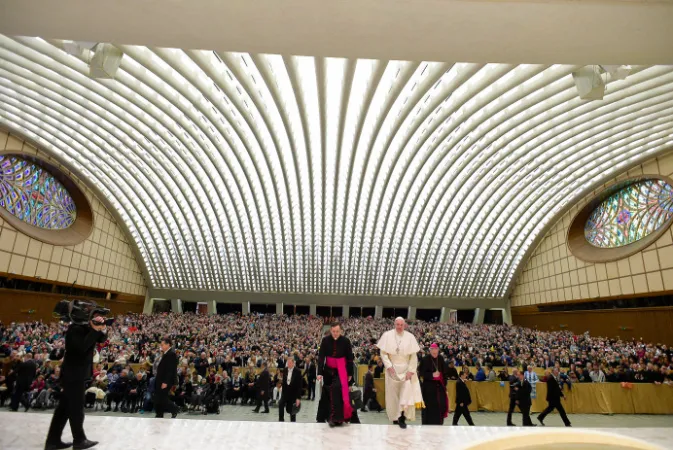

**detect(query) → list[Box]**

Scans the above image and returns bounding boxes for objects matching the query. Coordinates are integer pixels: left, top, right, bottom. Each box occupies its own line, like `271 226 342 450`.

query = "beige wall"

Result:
0 131 147 297
511 150 673 307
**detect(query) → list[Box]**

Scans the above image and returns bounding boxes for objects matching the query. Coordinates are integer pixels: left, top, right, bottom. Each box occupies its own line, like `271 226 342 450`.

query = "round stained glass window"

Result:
584 180 673 248
568 176 673 263
0 154 77 229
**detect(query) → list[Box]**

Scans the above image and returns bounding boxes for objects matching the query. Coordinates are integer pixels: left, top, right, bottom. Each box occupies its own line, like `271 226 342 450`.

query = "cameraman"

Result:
45 315 107 450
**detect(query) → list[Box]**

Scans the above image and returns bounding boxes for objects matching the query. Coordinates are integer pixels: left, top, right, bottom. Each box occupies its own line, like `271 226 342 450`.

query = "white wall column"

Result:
342 305 350 318
242 302 250 315
310 304 317 316
374 305 383 319
408 306 416 320
207 300 217 315
170 299 183 314
276 303 283 315
142 294 154 314
473 308 485 324
501 302 513 325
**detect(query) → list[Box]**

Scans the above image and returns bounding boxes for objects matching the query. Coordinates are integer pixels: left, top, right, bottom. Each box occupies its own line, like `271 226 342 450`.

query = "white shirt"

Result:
286 367 293 385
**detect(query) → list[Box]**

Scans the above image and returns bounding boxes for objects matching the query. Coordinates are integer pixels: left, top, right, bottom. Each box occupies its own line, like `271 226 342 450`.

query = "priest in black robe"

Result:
316 323 354 427
419 343 450 425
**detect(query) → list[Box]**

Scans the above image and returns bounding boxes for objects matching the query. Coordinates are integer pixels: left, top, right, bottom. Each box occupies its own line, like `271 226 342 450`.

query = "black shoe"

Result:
397 416 407 429
566 423 572 427
261 410 270 414
171 412 178 419
507 423 516 426
45 441 73 450
328 420 336 427
537 417 545 426
104 407 111 412
73 440 98 450
360 408 367 413
252 409 259 413
154 415 164 418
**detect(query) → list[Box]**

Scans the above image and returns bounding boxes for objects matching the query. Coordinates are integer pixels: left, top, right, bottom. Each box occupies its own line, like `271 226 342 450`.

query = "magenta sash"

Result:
326 356 353 420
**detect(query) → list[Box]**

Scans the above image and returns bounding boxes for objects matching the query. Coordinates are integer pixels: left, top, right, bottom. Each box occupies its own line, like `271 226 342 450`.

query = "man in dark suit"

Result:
362 364 381 412
516 371 535 426
452 370 474 425
506 368 520 426
154 337 179 419
446 360 459 381
278 358 302 422
252 362 270 413
11 352 37 412
45 316 107 450
537 368 571 427
304 357 316 400
373 359 384 379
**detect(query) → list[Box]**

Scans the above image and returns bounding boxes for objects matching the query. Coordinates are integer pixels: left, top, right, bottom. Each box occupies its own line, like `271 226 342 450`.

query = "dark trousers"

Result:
46 380 87 445
278 395 297 422
506 397 517 425
10 384 29 411
254 397 269 412
452 405 474 426
106 392 123 409
538 400 571 426
154 387 178 418
520 403 533 426
307 380 316 400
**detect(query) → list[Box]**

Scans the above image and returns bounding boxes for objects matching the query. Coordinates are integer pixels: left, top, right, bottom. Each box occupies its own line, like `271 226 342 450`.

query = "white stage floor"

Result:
1 411 671 450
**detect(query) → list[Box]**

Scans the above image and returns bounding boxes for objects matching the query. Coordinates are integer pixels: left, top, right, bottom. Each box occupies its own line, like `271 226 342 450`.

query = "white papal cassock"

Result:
376 330 425 422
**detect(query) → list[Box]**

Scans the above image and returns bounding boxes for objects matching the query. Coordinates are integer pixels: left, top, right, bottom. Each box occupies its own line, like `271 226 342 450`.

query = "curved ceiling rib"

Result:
1 36 673 297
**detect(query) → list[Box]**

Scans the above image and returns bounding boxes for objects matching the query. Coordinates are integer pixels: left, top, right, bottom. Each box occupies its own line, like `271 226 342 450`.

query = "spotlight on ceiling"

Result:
599 64 632 81
89 43 124 79
62 40 98 57
572 65 605 101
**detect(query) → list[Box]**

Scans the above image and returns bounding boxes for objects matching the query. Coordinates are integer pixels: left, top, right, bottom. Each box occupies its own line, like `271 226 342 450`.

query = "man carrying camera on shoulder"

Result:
45 313 107 450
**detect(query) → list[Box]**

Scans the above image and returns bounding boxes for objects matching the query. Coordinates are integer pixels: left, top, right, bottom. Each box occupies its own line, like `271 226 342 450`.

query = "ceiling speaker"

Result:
89 43 123 79
572 66 605 101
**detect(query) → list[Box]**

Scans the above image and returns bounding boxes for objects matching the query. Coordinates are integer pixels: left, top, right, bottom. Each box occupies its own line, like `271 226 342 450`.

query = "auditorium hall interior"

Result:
1 1 673 449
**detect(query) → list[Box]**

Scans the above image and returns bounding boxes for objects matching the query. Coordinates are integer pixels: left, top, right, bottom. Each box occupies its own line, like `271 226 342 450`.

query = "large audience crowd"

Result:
0 312 671 415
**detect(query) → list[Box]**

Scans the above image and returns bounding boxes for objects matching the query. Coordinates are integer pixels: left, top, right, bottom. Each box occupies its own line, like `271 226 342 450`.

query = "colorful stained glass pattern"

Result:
585 180 673 248
0 155 77 229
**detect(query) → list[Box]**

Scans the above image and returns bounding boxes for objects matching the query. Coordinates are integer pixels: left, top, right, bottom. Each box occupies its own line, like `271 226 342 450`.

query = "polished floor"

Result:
1 410 672 450
2 400 672 450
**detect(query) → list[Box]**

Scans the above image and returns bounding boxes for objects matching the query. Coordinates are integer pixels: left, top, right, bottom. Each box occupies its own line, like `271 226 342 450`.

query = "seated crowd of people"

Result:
0 312 671 416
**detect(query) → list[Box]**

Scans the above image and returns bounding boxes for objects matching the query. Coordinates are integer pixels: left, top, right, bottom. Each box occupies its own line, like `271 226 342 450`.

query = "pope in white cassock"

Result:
376 317 425 428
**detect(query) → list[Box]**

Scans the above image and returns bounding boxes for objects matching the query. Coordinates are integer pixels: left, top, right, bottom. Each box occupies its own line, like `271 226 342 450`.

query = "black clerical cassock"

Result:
419 350 449 425
316 334 354 425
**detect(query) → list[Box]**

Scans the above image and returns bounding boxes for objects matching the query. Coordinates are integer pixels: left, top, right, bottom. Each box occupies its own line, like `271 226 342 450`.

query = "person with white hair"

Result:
376 317 424 429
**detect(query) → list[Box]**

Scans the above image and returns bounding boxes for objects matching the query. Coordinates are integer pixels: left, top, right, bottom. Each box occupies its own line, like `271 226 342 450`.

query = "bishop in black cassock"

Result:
419 343 450 425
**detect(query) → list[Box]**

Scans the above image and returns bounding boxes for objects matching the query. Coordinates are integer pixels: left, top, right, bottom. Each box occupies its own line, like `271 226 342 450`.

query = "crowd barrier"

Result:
372 379 673 415
356 365 543 386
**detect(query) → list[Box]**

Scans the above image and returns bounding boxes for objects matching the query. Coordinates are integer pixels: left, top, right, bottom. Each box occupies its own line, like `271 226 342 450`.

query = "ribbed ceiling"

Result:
1 35 672 297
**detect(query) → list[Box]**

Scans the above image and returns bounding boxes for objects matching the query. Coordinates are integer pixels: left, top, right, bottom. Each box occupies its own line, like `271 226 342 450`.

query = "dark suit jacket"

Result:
156 348 178 389
17 359 37 388
374 365 384 379
304 363 316 381
364 372 375 398
517 379 532 408
255 369 270 400
60 324 106 383
546 376 564 403
508 375 520 399
456 378 471 406
446 367 459 380
281 367 302 401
